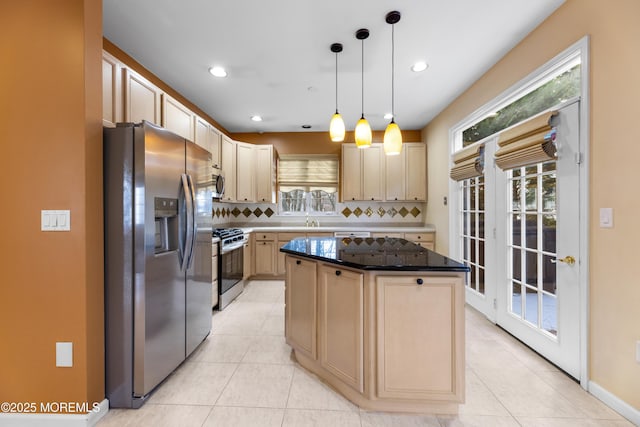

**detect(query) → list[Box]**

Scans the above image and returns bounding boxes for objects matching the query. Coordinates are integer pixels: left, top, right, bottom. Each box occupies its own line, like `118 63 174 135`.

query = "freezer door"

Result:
135 122 187 397
185 141 213 356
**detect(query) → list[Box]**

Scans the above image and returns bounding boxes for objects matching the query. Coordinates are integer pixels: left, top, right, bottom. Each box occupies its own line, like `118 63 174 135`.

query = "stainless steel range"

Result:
213 228 247 309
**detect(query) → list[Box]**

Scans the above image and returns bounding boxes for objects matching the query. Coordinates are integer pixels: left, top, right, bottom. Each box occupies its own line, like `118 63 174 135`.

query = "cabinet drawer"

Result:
278 232 301 241
371 232 404 239
404 232 434 242
255 232 277 241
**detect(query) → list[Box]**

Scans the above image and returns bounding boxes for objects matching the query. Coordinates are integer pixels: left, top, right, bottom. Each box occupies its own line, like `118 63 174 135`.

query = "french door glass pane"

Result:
508 162 558 338
460 176 485 295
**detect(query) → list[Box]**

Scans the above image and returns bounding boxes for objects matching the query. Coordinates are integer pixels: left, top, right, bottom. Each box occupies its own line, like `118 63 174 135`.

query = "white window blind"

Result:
450 143 484 181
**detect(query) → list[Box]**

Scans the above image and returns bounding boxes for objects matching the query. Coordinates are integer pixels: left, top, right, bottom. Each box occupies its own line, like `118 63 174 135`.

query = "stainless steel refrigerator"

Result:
104 121 212 408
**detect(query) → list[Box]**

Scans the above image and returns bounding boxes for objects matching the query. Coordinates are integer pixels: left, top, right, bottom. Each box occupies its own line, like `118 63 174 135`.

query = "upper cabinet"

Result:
254 145 276 203
221 135 236 202
235 141 255 202
102 52 122 127
385 143 427 202
162 94 195 142
341 143 385 202
405 143 427 202
194 115 221 168
124 68 162 126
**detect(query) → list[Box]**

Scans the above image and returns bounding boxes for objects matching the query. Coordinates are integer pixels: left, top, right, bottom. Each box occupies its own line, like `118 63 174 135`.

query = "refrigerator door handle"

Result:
186 174 198 269
180 173 194 272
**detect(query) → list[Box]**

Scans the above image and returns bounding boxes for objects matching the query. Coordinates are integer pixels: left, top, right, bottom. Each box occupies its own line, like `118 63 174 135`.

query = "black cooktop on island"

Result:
280 237 470 272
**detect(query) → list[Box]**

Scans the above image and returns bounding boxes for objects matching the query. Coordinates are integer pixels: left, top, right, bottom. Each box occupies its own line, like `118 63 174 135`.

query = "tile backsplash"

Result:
213 201 426 227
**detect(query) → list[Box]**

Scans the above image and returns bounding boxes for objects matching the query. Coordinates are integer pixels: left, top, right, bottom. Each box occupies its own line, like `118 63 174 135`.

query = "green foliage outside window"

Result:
463 65 580 146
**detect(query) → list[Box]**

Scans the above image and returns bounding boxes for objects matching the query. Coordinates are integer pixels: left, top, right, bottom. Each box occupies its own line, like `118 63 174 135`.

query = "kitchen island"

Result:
280 237 470 414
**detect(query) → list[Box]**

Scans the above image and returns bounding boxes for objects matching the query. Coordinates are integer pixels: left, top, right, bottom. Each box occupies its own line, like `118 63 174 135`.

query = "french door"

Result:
461 101 582 379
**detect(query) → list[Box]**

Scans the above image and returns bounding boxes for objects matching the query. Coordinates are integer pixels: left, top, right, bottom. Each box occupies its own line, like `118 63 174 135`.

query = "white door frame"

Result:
448 36 590 387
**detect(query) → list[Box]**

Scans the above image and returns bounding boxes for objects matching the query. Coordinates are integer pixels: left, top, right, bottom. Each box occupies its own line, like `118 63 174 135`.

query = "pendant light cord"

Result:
361 38 365 118
391 23 395 120
335 52 339 114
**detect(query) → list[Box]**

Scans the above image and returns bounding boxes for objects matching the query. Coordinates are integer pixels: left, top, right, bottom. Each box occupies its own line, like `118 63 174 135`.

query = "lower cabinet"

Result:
375 275 464 401
285 256 317 360
254 233 277 275
318 265 364 393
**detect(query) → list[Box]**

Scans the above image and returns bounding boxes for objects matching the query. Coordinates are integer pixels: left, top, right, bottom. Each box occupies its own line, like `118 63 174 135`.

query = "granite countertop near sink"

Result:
280 236 466 272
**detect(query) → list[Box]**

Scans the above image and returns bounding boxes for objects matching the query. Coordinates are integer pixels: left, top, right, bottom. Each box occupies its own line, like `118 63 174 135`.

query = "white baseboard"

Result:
589 381 640 426
0 399 109 427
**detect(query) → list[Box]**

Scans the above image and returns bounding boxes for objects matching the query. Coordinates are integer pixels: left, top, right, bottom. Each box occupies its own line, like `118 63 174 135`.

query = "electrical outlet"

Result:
636 341 640 364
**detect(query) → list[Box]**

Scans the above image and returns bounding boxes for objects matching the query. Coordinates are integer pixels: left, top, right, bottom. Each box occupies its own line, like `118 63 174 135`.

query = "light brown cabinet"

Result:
124 68 162 125
341 143 385 201
285 256 317 360
221 135 236 202
384 143 427 202
102 51 122 127
162 94 195 142
255 145 276 203
236 141 255 202
375 275 464 402
254 233 277 276
194 116 221 168
318 265 364 393
370 231 436 251
212 241 219 308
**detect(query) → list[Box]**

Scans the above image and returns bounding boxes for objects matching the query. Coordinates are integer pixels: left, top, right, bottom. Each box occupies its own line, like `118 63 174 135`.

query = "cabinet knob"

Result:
414 197 418 200
351 198 355 201
371 198 374 201
296 260 301 265
244 198 248 201
335 270 341 276
417 278 424 285
417 236 421 239
394 197 398 201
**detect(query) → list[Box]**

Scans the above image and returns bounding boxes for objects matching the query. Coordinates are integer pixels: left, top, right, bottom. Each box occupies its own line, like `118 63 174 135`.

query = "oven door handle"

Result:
221 241 245 254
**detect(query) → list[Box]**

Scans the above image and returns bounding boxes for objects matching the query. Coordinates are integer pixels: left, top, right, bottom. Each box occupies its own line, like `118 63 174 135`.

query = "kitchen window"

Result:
277 154 338 214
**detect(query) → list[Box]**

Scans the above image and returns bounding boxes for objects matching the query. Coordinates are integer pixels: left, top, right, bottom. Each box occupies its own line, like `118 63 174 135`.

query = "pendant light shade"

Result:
355 28 371 148
329 43 345 142
383 11 403 155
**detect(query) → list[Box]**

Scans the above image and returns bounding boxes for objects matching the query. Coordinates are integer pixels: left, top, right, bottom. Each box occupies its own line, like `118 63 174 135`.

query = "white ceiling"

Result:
103 0 564 134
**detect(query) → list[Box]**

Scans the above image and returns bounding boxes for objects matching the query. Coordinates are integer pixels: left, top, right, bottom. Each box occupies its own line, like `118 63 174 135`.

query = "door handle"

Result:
186 174 198 270
551 255 575 266
179 174 193 272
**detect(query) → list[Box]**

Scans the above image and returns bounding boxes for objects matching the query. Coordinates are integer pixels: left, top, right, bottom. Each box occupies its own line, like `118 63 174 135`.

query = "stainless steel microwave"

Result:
212 170 225 199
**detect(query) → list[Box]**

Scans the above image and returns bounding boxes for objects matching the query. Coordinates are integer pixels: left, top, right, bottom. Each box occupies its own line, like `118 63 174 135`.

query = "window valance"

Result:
450 143 484 181
494 110 558 170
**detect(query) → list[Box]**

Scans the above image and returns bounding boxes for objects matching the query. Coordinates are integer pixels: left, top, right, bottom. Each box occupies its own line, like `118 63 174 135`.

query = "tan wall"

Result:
422 0 640 409
0 0 104 412
231 130 423 156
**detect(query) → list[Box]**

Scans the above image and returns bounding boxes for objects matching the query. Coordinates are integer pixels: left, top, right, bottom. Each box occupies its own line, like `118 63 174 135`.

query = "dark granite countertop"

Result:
280 237 469 272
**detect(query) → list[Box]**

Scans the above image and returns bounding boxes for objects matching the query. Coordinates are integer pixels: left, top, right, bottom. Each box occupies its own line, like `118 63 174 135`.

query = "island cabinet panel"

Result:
375 275 464 401
318 265 364 393
285 256 317 360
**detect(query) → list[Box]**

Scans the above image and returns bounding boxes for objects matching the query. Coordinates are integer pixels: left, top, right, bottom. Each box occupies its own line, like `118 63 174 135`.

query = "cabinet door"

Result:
221 136 236 202
255 145 274 203
236 142 255 202
124 69 161 125
194 116 212 153
254 240 275 275
318 265 364 392
405 144 427 201
362 144 385 201
102 52 122 127
376 275 464 401
209 126 222 169
385 149 406 201
276 240 291 275
341 144 361 201
162 94 195 142
285 256 317 360
243 242 252 280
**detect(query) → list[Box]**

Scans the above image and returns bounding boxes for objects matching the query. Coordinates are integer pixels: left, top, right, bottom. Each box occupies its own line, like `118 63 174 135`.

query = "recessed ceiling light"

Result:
383 113 394 120
411 61 428 72
208 66 227 77
250 115 262 122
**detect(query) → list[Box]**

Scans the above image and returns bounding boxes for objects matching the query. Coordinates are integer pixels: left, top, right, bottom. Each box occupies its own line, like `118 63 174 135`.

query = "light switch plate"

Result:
41 210 71 231
599 207 613 228
636 341 640 364
56 342 73 367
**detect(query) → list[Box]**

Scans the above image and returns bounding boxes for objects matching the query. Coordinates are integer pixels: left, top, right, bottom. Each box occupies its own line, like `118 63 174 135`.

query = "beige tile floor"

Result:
97 280 634 427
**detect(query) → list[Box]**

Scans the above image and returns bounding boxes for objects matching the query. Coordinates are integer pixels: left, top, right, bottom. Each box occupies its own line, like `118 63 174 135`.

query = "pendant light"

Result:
383 11 403 156
355 28 372 149
329 43 345 142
